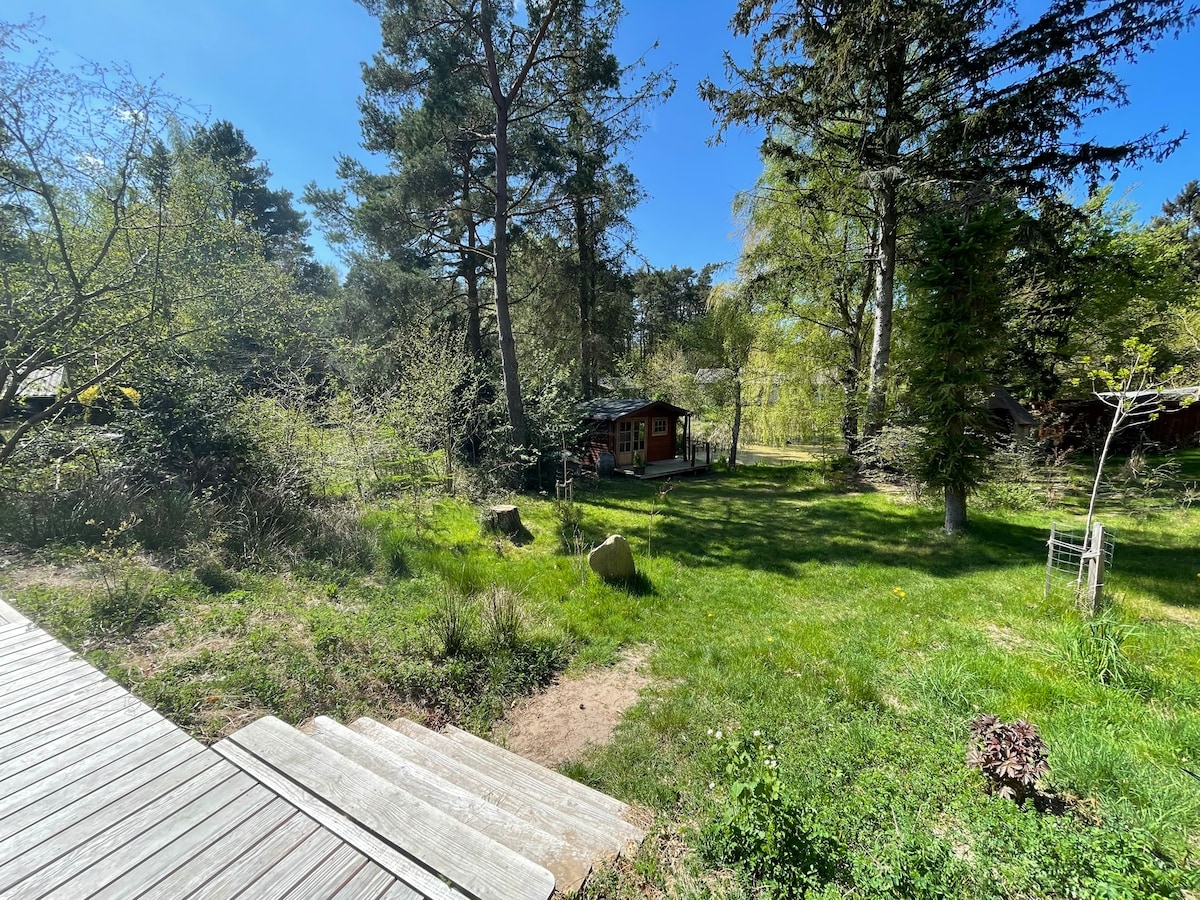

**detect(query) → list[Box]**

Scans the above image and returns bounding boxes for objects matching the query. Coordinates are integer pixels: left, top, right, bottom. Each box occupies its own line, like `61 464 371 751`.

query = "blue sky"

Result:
21 1 1200 276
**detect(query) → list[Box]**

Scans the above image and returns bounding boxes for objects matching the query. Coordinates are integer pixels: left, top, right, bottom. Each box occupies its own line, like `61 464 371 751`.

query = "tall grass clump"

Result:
1063 612 1155 696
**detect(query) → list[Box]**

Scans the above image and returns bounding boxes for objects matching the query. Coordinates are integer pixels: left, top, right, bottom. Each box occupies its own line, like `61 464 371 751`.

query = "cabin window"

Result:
652 417 668 436
618 420 646 455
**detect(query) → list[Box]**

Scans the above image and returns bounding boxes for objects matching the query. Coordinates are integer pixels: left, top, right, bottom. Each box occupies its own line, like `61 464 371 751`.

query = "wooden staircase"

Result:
214 715 644 900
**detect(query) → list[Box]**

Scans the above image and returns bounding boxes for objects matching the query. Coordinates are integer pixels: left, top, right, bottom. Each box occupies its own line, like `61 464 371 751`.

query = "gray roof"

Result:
17 366 70 399
695 367 733 385
578 397 688 421
986 386 1037 426
1095 385 1200 403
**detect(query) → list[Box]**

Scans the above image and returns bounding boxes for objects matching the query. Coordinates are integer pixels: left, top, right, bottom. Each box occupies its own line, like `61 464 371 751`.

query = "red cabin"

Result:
579 398 691 468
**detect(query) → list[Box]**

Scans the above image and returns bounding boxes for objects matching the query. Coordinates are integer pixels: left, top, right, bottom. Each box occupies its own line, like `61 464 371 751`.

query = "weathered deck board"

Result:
46 773 265 898
334 862 405 899
0 656 104 712
309 715 592 891
389 717 639 839
0 672 124 733
0 757 232 893
0 625 53 655
0 690 151 764
0 737 203 845
0 599 28 626
226 827 354 899
0 711 173 801
222 717 554 899
155 806 317 899
85 783 279 898
0 625 411 899
285 846 373 900
215 737 461 900
351 717 629 860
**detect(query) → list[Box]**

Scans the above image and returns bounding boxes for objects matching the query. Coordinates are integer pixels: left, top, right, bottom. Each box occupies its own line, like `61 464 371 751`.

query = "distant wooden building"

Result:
1045 386 1200 449
15 366 70 414
986 386 1037 440
579 398 690 468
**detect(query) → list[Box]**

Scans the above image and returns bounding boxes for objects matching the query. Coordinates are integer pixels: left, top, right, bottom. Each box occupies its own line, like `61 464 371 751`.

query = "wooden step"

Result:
351 717 632 861
215 736 464 900
0 598 29 626
218 715 555 900
308 715 593 891
388 718 642 843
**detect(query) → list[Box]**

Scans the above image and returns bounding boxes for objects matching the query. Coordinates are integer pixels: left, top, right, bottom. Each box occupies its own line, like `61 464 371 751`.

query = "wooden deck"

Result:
0 611 411 899
0 599 643 898
615 456 711 480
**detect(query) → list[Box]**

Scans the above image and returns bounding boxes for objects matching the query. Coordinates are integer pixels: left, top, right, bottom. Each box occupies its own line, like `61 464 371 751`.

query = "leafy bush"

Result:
192 555 240 594
855 424 925 484
967 714 1049 804
700 729 843 897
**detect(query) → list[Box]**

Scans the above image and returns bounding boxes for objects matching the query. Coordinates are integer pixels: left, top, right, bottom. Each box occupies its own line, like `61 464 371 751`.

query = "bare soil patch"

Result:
0 557 93 593
984 623 1038 652
492 647 653 767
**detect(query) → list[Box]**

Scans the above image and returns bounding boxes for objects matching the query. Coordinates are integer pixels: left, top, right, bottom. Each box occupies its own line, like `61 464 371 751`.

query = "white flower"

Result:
707 728 713 736
708 781 715 790
753 729 761 738
714 730 723 740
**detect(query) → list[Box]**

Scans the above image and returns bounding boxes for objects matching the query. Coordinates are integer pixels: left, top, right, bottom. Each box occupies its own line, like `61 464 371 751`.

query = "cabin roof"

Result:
578 397 689 422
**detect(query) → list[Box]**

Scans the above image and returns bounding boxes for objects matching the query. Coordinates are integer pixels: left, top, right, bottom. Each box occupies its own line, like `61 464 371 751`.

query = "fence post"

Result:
1044 523 1056 599
1083 522 1107 615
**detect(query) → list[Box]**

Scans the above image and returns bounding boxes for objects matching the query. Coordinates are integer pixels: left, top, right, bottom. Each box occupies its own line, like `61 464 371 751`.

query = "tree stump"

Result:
486 504 523 536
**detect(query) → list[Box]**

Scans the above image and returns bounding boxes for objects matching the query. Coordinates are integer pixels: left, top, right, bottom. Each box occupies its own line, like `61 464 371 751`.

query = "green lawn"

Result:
6 455 1199 897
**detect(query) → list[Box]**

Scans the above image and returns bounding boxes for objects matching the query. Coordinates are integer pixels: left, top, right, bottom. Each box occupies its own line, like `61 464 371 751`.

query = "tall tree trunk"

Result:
729 375 743 467
575 192 595 399
462 163 483 360
864 180 897 436
841 365 860 455
944 484 968 534
492 102 527 447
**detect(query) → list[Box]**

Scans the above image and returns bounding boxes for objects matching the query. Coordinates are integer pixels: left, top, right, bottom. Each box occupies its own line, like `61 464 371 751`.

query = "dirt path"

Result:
492 648 653 767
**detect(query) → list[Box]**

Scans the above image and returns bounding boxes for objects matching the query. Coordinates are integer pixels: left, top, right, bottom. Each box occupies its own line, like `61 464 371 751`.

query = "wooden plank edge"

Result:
226 717 555 900
213 736 471 900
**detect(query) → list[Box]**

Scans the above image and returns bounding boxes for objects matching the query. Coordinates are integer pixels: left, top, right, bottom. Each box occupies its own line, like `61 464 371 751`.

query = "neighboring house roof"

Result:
17 366 70 399
597 376 636 393
578 397 689 421
695 367 733 385
1095 386 1200 403
986 386 1037 426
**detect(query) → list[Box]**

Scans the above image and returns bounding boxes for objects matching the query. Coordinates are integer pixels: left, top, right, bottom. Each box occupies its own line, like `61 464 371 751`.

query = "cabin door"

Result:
616 420 647 465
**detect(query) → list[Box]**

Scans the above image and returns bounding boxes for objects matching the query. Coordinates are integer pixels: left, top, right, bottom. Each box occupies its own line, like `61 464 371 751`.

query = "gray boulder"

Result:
588 534 636 581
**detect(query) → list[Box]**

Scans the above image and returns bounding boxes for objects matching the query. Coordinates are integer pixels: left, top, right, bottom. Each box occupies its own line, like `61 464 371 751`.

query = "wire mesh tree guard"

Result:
1045 522 1115 614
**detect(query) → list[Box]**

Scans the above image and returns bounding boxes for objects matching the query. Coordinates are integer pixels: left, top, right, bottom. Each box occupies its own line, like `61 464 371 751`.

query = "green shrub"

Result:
700 729 844 898
193 555 239 594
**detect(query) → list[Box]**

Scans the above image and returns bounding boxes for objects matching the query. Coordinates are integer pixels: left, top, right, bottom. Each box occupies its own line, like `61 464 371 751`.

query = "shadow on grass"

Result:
653 475 1051 579
617 571 655 597
1109 534 1200 611
579 463 1197 608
